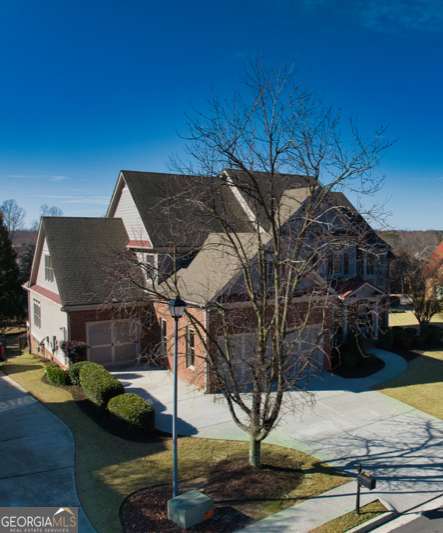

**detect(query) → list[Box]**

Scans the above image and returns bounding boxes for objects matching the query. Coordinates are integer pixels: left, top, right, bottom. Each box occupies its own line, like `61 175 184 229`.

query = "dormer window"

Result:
44 254 54 282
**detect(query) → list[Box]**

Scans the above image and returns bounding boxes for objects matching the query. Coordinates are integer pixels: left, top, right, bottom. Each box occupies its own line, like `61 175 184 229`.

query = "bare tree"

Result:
393 251 443 331
40 204 64 217
110 65 390 467
0 199 25 235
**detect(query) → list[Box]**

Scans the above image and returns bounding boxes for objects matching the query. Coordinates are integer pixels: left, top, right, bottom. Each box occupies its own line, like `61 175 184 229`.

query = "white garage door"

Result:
86 320 140 365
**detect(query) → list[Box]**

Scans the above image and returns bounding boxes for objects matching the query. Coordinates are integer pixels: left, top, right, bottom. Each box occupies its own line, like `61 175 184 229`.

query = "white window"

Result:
44 254 54 282
144 253 158 282
327 252 343 277
33 299 41 329
186 327 195 367
365 253 376 277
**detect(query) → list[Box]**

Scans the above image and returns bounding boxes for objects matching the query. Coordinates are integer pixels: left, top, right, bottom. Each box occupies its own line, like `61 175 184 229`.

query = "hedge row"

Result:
377 324 443 351
79 363 124 407
45 364 71 386
44 359 155 435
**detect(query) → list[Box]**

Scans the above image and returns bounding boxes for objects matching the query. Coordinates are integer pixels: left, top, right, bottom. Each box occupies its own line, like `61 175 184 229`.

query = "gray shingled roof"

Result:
225 169 316 230
120 170 253 248
171 232 266 305
42 217 133 307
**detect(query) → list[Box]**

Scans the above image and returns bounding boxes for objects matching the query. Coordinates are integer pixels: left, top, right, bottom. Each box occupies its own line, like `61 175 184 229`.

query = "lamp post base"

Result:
167 490 214 528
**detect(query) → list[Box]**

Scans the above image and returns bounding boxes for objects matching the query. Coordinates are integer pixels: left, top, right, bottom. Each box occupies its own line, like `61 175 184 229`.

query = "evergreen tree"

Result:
0 212 23 328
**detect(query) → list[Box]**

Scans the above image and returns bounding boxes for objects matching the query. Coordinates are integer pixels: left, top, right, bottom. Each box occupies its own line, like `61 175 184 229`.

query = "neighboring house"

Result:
24 217 144 368
26 170 391 390
427 241 443 300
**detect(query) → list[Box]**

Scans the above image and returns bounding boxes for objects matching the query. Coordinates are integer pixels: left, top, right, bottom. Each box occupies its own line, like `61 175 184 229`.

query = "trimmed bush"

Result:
45 363 70 386
392 326 417 351
416 325 443 349
79 364 124 407
107 393 155 434
69 361 100 386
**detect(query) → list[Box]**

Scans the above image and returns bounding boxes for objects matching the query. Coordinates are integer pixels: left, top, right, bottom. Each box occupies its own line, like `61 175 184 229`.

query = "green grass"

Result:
1 352 347 533
389 311 443 327
379 349 443 420
311 500 387 532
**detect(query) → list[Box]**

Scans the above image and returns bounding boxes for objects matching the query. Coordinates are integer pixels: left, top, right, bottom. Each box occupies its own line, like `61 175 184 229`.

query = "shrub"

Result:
79 364 124 407
45 363 70 386
416 325 443 349
337 332 368 369
69 361 100 386
61 340 88 364
376 329 394 351
107 393 155 434
392 326 417 351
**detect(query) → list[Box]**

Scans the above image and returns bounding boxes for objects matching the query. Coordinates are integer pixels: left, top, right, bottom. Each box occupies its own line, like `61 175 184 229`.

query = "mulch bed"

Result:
121 485 251 533
121 457 305 532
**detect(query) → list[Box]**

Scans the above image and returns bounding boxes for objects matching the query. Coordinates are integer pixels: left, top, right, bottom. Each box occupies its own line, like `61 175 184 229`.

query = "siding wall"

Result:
36 238 60 294
29 290 68 366
114 184 150 243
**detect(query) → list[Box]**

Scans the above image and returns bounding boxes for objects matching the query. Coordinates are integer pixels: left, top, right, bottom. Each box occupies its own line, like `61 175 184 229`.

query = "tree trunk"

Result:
249 436 261 468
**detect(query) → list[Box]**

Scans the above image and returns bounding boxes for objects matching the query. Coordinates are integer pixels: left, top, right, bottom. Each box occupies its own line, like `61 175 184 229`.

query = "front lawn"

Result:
389 311 443 328
379 349 443 420
1 351 347 533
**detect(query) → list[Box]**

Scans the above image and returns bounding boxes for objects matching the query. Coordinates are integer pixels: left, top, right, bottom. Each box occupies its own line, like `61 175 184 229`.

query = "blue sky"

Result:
0 0 442 229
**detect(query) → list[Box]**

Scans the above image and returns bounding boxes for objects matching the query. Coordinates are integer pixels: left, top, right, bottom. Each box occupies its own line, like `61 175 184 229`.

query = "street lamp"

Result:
168 296 187 498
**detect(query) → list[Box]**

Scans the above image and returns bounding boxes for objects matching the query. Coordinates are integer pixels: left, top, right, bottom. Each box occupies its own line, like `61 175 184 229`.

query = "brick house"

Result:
426 241 443 300
25 169 391 390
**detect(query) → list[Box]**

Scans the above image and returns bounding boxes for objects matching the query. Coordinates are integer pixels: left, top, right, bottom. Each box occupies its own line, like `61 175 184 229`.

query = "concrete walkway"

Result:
115 348 443 532
0 374 94 532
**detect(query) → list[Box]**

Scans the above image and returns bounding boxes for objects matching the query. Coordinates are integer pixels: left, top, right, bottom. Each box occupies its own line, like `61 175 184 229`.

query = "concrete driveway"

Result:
114 348 443 527
0 374 94 532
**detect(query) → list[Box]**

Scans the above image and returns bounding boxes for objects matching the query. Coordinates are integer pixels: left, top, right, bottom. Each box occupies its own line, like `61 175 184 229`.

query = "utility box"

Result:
167 490 214 528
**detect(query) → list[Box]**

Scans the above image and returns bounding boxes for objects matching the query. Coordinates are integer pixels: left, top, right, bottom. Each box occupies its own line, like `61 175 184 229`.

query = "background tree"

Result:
18 242 36 284
0 212 24 329
110 65 389 467
393 251 443 331
40 204 64 217
0 199 25 236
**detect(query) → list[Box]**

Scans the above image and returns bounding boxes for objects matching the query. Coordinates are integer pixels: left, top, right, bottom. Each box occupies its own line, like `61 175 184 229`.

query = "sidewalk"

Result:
0 373 95 532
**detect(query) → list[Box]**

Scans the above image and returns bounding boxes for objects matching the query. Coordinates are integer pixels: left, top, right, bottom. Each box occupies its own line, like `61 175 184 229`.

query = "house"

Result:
426 241 443 300
25 169 391 390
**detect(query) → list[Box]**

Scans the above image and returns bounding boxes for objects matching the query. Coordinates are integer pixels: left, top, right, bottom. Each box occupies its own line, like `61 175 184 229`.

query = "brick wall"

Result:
154 302 208 391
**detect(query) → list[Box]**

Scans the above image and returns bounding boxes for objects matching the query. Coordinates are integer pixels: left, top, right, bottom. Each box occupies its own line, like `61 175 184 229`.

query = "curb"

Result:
347 511 398 533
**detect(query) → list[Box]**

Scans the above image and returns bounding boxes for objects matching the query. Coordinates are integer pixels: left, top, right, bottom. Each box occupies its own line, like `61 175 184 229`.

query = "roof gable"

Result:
108 170 252 249
36 217 131 308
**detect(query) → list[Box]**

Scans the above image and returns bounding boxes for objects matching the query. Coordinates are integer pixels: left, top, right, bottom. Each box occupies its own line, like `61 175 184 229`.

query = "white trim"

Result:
222 170 259 228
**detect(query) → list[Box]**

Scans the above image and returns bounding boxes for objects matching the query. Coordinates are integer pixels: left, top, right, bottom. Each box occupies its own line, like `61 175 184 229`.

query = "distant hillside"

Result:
377 230 443 258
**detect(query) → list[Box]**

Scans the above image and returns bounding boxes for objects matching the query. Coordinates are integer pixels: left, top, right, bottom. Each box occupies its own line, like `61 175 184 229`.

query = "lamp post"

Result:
168 296 187 498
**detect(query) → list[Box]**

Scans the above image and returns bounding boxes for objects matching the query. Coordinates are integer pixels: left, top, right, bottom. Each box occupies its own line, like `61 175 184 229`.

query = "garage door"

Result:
86 320 140 365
